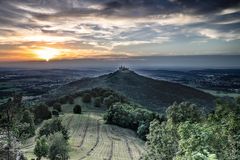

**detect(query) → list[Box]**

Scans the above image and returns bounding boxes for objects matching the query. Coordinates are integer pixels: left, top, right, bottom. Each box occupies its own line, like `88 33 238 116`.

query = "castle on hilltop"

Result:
119 66 129 71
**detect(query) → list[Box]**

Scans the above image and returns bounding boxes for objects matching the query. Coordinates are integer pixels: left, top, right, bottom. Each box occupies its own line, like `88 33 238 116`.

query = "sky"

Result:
0 0 240 62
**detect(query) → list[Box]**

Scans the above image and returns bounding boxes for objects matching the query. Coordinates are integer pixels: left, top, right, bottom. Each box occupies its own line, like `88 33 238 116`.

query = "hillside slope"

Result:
51 69 215 112
22 108 145 160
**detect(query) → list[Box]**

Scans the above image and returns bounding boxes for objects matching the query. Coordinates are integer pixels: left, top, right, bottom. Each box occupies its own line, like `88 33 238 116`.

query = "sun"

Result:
34 48 60 61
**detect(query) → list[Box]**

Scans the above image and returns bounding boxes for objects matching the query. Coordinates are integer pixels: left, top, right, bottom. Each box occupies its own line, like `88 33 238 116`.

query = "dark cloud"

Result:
0 0 240 58
101 0 240 16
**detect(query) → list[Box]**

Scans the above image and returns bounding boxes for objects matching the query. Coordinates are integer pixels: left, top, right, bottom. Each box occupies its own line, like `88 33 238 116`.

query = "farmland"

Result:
21 97 145 160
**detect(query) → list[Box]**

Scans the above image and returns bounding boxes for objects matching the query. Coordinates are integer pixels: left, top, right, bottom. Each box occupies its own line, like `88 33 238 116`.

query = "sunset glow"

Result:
0 0 239 62
34 48 60 61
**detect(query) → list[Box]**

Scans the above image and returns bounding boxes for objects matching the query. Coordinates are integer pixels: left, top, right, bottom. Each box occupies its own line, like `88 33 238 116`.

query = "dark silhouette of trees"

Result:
73 105 82 114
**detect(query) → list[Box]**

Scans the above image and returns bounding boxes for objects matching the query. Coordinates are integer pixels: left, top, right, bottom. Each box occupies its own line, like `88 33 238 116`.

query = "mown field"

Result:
21 97 145 160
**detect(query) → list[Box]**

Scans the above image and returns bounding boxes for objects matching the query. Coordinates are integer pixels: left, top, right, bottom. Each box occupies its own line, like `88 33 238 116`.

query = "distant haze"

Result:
1 55 240 70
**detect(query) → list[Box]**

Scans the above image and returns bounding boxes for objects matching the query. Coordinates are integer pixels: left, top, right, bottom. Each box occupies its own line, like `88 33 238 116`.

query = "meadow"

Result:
21 97 145 160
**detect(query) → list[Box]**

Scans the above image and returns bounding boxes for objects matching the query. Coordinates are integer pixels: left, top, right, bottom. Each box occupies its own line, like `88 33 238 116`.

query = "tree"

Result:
94 97 101 107
144 102 203 160
82 93 91 103
103 95 117 108
21 110 35 137
34 137 48 160
73 105 82 114
144 120 178 160
48 132 69 160
137 121 149 140
52 110 59 117
53 103 62 112
34 104 52 123
176 121 217 160
104 103 157 140
0 94 23 159
166 101 202 124
38 118 69 140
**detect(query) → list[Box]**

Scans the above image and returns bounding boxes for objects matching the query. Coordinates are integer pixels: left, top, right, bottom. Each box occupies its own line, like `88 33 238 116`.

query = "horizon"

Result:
0 0 240 62
1 55 240 70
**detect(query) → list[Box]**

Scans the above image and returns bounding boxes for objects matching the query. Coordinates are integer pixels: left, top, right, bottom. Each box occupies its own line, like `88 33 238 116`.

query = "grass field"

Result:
21 97 145 160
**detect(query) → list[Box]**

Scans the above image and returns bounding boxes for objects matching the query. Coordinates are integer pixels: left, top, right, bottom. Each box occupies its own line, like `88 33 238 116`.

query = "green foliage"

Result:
82 93 91 103
94 97 101 107
137 121 149 140
73 104 82 114
34 104 52 123
48 132 69 160
103 95 118 108
34 136 48 160
104 103 158 140
53 103 62 112
38 118 69 140
52 110 59 117
18 110 35 138
144 99 240 160
58 96 68 104
166 101 202 124
144 120 178 160
176 122 217 160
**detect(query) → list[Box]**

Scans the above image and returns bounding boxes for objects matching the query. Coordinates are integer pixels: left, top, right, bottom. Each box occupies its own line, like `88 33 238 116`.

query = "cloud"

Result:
0 0 240 60
198 28 240 41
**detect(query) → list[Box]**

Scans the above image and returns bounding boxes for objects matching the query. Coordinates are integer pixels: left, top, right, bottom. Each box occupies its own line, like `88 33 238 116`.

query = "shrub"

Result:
52 110 59 117
34 104 52 123
103 95 116 108
48 132 69 160
38 118 69 140
59 96 68 104
137 121 149 140
94 97 101 107
34 136 48 160
166 101 202 124
20 110 35 137
82 93 91 103
53 103 62 112
104 103 157 139
73 105 82 114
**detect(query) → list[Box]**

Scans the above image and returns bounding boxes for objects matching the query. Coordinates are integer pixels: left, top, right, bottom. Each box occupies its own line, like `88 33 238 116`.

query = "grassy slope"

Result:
21 97 145 160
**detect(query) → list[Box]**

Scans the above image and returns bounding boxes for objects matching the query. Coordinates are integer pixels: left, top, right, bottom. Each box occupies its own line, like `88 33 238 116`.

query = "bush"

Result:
48 132 69 160
137 121 149 140
20 110 35 137
59 96 68 104
82 93 91 103
34 104 52 123
103 95 117 108
38 118 69 140
104 103 157 139
34 136 48 160
52 110 59 117
73 105 82 114
53 103 62 112
94 97 101 107
166 101 202 124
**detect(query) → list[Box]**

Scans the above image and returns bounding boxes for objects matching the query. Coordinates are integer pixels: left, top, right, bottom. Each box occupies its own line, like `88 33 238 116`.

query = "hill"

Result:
50 68 215 112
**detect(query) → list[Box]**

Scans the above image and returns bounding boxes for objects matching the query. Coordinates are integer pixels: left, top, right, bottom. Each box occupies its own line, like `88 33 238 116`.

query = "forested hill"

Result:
50 68 215 112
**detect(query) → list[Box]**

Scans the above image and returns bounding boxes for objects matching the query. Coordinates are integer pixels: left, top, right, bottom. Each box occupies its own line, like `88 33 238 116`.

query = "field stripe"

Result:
79 119 101 160
78 113 90 148
105 126 114 160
